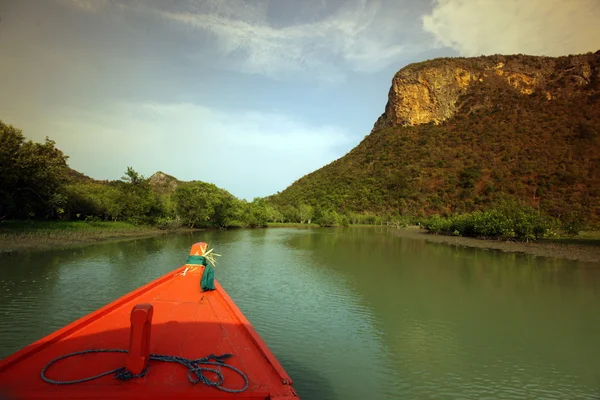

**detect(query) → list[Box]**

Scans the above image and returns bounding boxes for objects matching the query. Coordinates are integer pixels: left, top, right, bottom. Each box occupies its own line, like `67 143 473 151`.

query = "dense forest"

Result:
0 117 591 240
0 120 356 229
270 53 600 236
2 52 599 240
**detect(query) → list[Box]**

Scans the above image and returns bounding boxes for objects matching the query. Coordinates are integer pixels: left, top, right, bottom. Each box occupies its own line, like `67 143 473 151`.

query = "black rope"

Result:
41 349 248 393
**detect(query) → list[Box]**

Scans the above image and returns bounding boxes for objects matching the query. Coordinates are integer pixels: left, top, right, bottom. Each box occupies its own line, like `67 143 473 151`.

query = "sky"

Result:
1 0 599 200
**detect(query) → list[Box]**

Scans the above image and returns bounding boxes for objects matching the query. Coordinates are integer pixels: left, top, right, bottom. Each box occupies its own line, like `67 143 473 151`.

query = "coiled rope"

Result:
41 349 248 393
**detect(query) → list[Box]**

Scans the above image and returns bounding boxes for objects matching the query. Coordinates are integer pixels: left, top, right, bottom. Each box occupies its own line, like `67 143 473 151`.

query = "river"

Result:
1 227 599 399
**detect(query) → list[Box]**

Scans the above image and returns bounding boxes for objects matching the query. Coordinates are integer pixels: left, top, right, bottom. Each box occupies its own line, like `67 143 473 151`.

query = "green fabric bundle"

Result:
186 255 215 292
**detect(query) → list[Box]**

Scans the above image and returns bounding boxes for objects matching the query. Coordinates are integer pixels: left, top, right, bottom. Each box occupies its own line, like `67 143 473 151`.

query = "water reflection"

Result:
285 227 600 398
1 227 599 399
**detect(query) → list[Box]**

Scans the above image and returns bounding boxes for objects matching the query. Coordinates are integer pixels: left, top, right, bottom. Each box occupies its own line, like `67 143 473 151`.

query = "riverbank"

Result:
2 221 321 253
393 226 600 264
267 222 319 228
0 221 195 254
3 221 599 263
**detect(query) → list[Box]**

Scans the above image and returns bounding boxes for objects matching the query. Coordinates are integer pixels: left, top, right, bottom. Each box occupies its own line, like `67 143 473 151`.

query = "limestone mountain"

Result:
272 52 600 224
147 171 181 195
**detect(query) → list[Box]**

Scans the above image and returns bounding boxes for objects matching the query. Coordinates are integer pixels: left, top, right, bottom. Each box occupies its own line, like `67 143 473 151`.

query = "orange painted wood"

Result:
125 303 153 375
0 243 299 399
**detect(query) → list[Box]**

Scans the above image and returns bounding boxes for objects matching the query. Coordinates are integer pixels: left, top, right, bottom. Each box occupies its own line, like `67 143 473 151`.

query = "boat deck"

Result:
0 257 298 399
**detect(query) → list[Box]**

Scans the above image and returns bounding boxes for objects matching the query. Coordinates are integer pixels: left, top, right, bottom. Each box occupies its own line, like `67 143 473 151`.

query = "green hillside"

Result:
3 52 599 237
271 53 600 228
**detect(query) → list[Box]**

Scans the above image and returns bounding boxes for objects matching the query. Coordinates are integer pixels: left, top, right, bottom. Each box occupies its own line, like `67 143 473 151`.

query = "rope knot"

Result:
114 365 149 381
41 349 248 393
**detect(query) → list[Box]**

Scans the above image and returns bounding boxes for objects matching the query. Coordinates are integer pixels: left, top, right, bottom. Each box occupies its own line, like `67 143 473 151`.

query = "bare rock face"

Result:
148 171 179 194
372 52 600 131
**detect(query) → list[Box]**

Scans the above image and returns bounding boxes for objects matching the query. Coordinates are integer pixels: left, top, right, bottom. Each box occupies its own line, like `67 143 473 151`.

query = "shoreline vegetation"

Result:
1 221 598 263
267 222 319 228
394 226 600 264
1 120 598 262
0 221 194 254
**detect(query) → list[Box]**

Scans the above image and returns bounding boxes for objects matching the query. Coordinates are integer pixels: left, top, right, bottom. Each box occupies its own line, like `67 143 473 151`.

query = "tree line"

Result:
60 174 410 229
1 120 406 229
0 120 589 236
270 59 600 230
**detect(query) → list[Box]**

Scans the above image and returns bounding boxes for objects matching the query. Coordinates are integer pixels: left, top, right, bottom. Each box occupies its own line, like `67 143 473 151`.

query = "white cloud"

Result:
48 102 354 199
422 0 600 57
57 0 430 81
159 0 420 79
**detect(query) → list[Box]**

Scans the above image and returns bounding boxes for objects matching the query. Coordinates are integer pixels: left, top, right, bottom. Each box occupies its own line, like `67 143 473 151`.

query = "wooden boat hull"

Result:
0 243 299 399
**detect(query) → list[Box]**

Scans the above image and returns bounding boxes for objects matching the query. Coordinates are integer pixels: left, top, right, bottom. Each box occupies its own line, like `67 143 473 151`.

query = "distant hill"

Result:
65 168 216 198
64 169 182 193
271 52 600 224
65 167 95 184
147 171 181 195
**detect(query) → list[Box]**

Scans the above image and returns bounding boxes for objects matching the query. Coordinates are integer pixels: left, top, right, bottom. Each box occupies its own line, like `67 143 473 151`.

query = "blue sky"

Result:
1 0 598 199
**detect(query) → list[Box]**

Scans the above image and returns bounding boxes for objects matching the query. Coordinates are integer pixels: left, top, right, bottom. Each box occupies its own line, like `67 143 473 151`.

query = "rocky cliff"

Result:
148 171 180 195
273 51 600 224
372 52 600 130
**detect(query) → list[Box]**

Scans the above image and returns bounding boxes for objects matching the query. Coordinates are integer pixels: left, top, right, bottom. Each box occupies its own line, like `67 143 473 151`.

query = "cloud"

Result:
158 0 422 79
422 0 600 57
48 102 354 199
56 0 111 13
57 0 431 81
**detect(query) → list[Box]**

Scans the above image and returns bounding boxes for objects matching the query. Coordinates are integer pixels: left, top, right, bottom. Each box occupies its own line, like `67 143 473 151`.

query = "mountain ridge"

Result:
271 51 600 224
372 52 599 130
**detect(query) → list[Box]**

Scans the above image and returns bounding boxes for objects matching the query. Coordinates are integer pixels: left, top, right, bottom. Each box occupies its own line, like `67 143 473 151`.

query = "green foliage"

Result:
6 51 599 234
0 120 262 230
122 166 143 185
0 120 239 229
269 54 600 228
423 215 453 234
154 217 183 230
281 205 300 223
173 182 220 228
65 182 123 221
158 194 177 218
171 181 252 229
265 204 283 224
63 168 162 225
560 211 586 237
245 198 269 228
0 220 158 253
316 210 340 227
424 206 559 241
0 121 69 220
213 194 245 229
388 214 411 228
117 170 163 225
298 204 314 224
0 220 146 233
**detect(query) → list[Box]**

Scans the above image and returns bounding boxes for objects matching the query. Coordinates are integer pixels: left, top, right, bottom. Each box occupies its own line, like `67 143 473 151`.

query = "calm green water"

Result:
1 228 599 399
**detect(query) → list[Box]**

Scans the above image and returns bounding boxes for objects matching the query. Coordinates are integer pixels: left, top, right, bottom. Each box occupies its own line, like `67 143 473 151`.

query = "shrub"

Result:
424 215 453 234
317 210 340 227
424 206 558 241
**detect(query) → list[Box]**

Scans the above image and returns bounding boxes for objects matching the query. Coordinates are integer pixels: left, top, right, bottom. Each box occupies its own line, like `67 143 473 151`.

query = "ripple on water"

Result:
2 229 600 400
